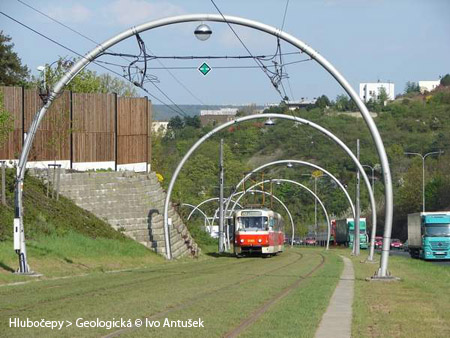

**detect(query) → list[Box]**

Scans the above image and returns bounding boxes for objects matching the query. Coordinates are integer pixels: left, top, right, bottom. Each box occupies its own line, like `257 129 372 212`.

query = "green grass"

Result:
0 232 165 283
0 248 342 337
338 249 450 337
0 169 164 283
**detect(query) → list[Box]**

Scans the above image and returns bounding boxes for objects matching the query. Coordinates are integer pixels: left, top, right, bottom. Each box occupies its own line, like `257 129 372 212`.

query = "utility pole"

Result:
363 163 377 262
218 139 225 253
354 139 361 256
314 176 317 241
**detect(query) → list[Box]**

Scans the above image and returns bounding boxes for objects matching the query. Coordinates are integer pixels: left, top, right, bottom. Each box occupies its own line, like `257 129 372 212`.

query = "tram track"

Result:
0 256 259 316
223 252 326 338
102 251 304 338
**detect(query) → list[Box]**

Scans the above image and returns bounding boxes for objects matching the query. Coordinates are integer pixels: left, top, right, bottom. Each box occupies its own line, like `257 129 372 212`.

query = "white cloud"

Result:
47 4 93 24
106 0 185 26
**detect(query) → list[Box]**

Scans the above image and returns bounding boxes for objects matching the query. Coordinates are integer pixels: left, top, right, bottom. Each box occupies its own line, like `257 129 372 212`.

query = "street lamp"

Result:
194 24 212 41
361 164 377 196
404 151 443 212
286 162 293 168
36 65 46 90
264 117 275 126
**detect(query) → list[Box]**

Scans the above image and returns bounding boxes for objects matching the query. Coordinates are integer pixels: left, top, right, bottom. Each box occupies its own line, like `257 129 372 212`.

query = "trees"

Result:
334 94 357 111
32 57 138 96
315 95 331 109
441 74 450 87
0 92 14 147
0 31 30 86
404 81 420 94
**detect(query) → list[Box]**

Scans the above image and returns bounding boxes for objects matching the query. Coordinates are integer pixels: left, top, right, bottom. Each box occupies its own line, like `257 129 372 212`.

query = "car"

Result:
305 237 316 246
375 236 383 249
390 238 403 249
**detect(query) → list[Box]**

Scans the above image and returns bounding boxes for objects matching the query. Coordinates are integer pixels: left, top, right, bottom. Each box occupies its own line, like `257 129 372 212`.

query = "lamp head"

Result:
264 118 275 126
36 66 45 72
286 162 293 168
194 24 212 41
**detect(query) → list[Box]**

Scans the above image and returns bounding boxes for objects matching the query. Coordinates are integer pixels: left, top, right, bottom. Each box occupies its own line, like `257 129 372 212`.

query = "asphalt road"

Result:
380 249 450 266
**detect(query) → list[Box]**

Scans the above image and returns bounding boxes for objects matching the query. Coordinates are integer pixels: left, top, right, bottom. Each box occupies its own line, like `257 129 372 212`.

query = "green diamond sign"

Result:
198 62 211 76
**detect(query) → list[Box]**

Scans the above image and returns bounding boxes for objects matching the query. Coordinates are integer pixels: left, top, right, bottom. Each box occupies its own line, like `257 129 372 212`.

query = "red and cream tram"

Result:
233 208 285 257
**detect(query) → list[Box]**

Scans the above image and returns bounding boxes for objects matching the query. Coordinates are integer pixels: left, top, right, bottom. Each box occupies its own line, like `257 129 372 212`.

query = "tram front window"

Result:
238 217 268 230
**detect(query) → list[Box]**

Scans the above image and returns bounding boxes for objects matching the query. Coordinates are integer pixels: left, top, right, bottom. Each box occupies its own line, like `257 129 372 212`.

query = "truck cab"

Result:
408 212 450 260
348 218 369 249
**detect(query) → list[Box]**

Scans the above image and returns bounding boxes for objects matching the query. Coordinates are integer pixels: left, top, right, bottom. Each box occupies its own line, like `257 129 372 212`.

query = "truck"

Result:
408 212 450 260
335 218 368 249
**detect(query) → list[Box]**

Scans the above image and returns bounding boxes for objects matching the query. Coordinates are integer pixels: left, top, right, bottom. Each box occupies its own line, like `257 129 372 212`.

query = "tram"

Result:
233 208 285 257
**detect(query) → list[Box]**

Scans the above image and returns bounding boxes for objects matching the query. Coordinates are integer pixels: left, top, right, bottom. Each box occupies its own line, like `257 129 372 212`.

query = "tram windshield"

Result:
237 216 268 230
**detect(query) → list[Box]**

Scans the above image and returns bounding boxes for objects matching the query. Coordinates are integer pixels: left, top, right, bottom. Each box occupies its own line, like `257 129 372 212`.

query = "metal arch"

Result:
14 14 391 276
236 179 331 250
231 189 295 247
226 159 355 222
186 197 242 221
180 203 212 227
164 114 376 262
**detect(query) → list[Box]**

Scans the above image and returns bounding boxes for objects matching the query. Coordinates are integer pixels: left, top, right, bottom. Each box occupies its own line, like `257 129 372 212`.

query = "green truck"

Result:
335 218 368 249
408 212 450 260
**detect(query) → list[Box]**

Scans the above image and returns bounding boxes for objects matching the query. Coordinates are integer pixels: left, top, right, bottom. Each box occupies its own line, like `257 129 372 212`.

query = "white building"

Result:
359 82 395 103
152 121 169 135
418 80 440 94
200 108 239 116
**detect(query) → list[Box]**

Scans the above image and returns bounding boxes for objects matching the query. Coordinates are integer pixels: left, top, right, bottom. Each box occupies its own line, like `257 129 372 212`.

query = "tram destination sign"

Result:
241 211 262 216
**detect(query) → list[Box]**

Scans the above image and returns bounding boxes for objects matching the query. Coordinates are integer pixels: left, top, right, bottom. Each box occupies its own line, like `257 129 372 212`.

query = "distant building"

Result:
199 108 239 126
265 98 317 111
359 82 395 103
285 99 317 111
419 80 440 94
152 121 169 135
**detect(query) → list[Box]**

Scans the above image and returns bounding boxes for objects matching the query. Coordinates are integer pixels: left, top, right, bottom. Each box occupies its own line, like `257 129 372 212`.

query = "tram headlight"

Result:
240 239 244 243
258 239 262 243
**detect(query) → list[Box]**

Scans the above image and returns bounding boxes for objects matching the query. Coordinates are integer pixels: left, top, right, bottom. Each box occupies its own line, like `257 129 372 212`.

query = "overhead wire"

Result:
280 0 295 101
96 57 313 70
0 10 188 117
13 0 192 116
209 0 286 100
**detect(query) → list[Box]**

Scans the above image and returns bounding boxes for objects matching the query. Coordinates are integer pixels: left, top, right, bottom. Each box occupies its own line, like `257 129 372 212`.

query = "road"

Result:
379 249 450 266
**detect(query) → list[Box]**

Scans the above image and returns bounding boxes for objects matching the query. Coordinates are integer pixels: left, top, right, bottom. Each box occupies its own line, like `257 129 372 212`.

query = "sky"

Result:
1 0 449 106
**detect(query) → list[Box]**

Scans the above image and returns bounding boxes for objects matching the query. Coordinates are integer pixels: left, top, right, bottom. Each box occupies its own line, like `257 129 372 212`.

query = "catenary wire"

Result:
210 0 286 100
15 0 206 110
0 11 188 117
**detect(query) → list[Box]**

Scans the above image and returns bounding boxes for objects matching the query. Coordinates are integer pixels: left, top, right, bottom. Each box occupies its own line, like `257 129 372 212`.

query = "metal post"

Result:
354 139 360 256
363 164 377 262
314 177 318 242
56 165 61 201
422 157 425 212
218 139 225 253
1 161 5 206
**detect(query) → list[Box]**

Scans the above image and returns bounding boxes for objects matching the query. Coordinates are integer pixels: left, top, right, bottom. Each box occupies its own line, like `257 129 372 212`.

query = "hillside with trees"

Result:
152 83 450 240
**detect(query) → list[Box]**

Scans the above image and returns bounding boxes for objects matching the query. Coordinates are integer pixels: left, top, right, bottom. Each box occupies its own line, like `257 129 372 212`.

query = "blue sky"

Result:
1 0 449 105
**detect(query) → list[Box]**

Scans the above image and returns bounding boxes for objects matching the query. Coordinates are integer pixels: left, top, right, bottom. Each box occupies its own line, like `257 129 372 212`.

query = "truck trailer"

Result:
335 218 368 249
408 212 450 260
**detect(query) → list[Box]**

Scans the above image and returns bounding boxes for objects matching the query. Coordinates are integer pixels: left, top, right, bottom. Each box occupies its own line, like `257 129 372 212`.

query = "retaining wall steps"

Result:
31 169 199 259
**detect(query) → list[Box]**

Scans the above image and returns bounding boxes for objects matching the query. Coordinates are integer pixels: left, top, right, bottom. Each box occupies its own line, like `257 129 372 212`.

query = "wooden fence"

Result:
0 86 152 169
